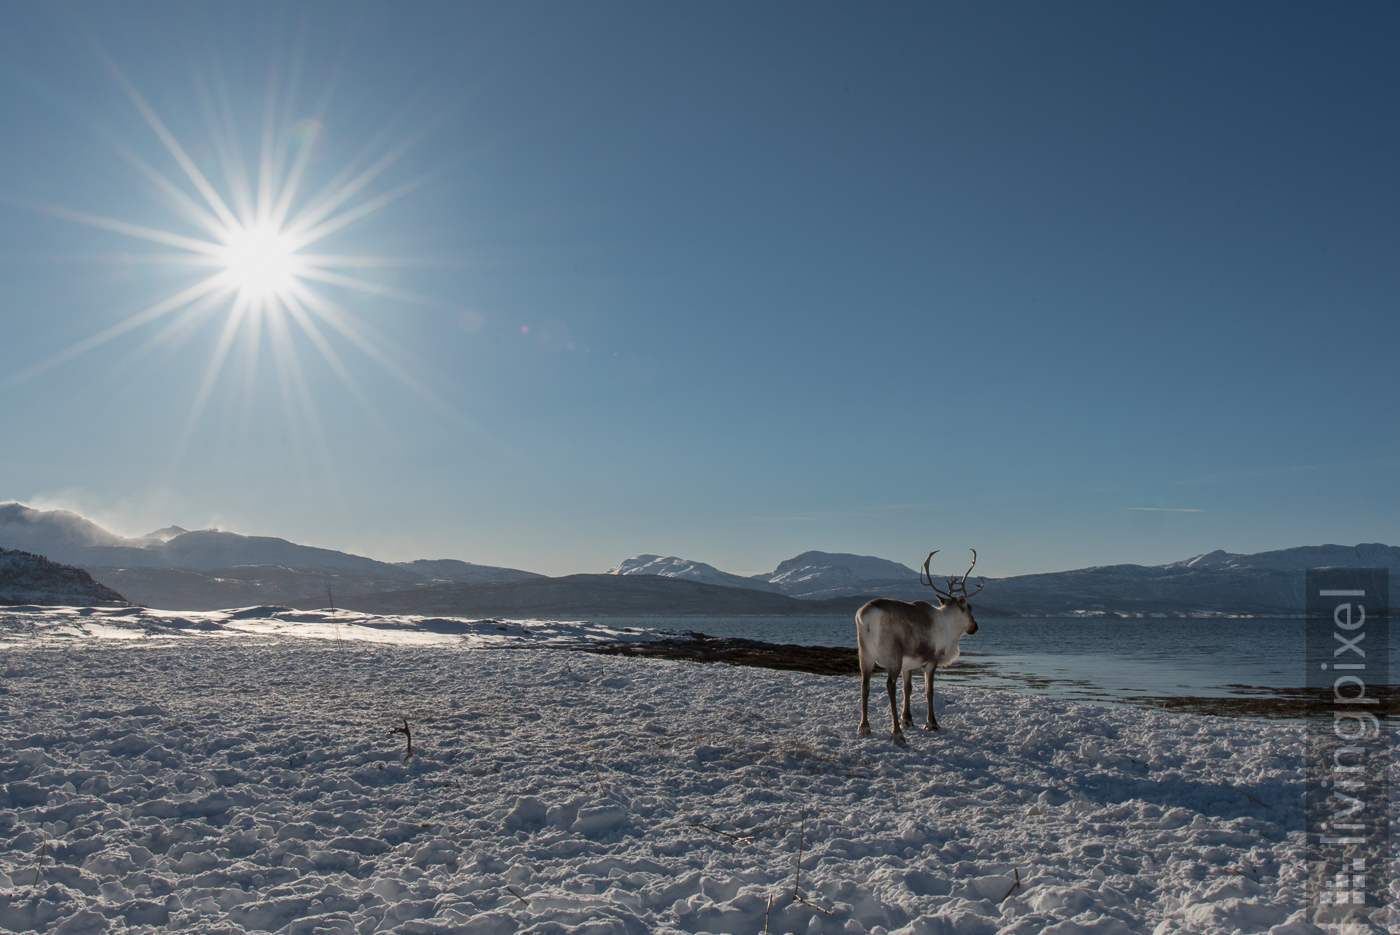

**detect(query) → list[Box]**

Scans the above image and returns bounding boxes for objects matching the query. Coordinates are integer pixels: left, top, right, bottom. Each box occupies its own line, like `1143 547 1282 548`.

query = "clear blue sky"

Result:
1 2 1395 577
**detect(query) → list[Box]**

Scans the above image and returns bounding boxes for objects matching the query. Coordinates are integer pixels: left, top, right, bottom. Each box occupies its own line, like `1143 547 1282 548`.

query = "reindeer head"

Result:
919 549 984 634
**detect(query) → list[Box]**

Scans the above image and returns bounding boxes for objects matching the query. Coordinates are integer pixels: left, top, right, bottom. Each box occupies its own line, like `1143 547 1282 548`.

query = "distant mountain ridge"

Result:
606 554 781 592
0 502 542 610
0 502 1391 616
1172 543 1400 573
605 549 917 598
759 550 919 598
319 574 864 618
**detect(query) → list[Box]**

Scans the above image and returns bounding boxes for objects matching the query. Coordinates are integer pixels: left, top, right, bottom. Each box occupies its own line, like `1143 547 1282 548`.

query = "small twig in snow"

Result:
1233 787 1266 807
998 868 1022 905
685 813 809 844
764 892 772 933
792 807 806 901
789 806 835 914
391 717 414 761
591 759 607 795
505 886 529 906
688 822 755 843
32 833 48 888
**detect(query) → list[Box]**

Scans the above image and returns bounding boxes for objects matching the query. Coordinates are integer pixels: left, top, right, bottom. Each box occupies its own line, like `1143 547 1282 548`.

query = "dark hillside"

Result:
0 549 129 606
300 574 871 617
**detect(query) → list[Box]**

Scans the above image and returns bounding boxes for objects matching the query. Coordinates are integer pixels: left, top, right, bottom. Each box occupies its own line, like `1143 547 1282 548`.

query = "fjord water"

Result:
622 616 1398 702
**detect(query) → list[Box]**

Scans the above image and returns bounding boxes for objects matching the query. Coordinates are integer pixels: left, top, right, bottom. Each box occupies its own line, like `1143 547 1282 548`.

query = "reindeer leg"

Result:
887 671 907 746
857 670 871 736
901 670 913 727
923 663 939 731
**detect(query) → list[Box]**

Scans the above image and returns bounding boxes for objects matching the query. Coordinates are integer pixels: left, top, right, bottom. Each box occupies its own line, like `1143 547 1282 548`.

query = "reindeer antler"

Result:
919 551 953 599
935 549 986 599
956 548 986 597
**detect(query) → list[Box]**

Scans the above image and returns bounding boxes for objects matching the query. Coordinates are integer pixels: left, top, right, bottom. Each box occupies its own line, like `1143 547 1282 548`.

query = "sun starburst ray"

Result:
294 254 464 269
292 266 445 308
289 166 453 252
171 294 251 466
256 74 282 228
111 143 228 239
279 78 448 235
237 300 266 444
268 78 327 232
281 139 420 241
267 306 333 490
2 274 230 389
268 282 360 495
0 251 223 266
96 50 242 232
114 288 233 375
12 40 475 462
194 67 256 223
288 282 443 411
278 289 395 439
23 202 225 256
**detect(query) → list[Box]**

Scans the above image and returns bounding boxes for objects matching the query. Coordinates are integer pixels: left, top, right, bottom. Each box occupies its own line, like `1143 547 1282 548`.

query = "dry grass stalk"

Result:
1234 787 1265 807
998 868 1022 904
685 810 812 845
506 886 529 906
591 760 607 795
789 807 834 915
791 807 806 900
32 833 47 888
764 892 772 933
391 717 414 761
687 822 755 843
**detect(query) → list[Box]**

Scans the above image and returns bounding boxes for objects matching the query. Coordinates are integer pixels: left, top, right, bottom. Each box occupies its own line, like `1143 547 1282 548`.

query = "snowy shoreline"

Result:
0 606 1372 722
1 610 1394 934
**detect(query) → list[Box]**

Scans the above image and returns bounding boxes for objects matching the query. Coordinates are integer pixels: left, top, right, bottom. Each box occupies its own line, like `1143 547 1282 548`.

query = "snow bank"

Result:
0 613 1392 934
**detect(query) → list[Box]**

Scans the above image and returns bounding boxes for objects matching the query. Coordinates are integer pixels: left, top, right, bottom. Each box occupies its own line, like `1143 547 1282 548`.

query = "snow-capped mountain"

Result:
605 554 779 592
758 550 919 598
0 548 128 606
1170 543 1400 573
602 550 925 599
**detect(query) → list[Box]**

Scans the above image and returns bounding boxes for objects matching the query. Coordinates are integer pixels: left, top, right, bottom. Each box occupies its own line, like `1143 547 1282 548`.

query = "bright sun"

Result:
5 50 451 466
221 224 299 298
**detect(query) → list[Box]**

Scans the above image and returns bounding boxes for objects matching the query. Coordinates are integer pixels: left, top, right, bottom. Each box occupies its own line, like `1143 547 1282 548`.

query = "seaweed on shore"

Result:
585 635 860 676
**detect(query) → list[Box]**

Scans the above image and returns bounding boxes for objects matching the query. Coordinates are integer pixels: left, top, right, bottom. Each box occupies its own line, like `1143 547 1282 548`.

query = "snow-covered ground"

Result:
0 608 1392 934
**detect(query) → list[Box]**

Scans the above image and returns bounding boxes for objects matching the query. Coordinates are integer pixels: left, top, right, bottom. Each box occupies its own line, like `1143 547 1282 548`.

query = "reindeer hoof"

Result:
890 731 908 747
856 723 871 737
923 722 939 732
901 715 913 727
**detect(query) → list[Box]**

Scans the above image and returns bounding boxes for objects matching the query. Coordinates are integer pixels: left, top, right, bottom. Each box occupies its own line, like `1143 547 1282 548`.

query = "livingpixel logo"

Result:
1304 567 1390 925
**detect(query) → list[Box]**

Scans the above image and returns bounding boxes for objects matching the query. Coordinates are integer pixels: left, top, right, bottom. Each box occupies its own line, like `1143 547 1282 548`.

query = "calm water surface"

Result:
600 616 1399 704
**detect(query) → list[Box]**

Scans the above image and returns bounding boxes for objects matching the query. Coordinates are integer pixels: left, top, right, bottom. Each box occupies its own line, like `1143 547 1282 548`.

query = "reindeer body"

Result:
855 550 982 746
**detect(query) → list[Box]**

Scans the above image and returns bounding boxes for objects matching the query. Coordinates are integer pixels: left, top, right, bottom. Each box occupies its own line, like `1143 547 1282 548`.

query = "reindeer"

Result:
856 550 984 745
